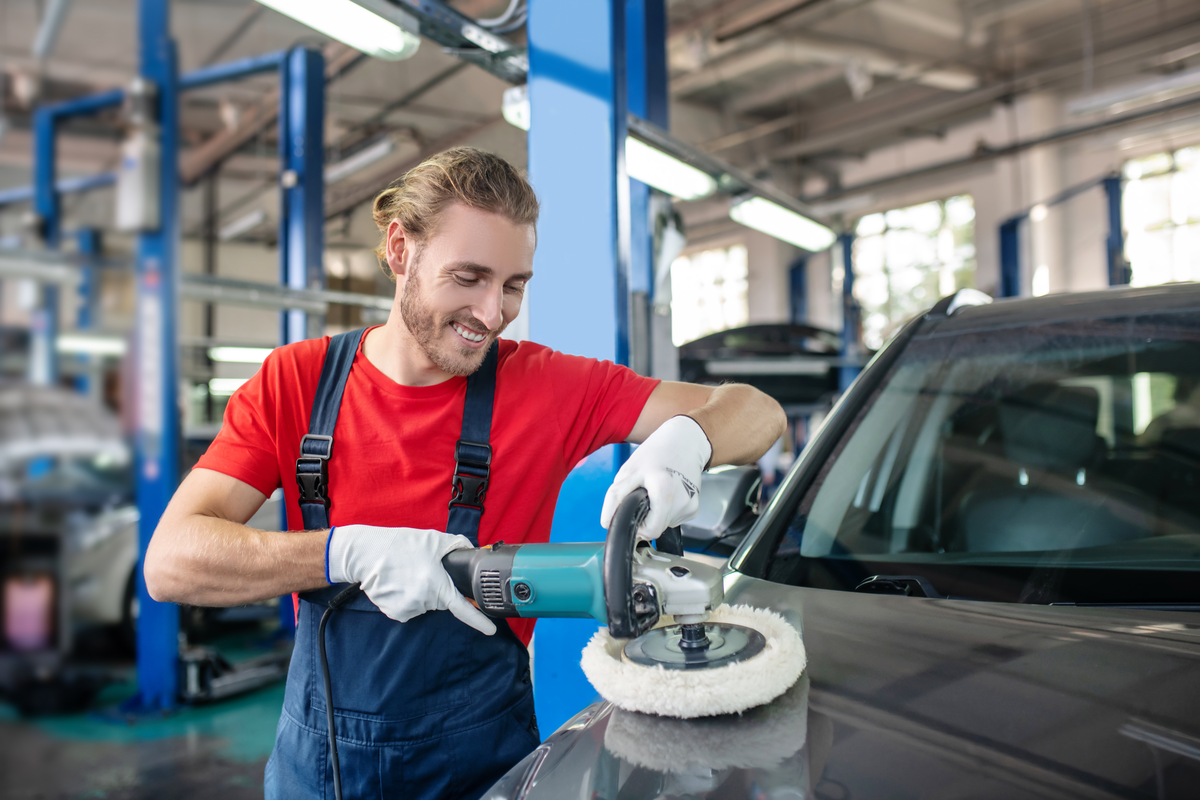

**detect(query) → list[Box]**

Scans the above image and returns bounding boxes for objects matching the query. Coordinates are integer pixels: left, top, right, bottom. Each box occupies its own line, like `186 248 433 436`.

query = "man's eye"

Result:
454 275 479 286
505 283 526 294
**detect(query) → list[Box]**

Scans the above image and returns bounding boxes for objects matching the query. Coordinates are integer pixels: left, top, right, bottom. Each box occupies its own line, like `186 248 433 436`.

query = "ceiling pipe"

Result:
32 0 74 60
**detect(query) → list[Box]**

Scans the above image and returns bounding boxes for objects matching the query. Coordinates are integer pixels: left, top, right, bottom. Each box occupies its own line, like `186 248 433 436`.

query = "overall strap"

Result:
446 341 499 544
296 327 368 530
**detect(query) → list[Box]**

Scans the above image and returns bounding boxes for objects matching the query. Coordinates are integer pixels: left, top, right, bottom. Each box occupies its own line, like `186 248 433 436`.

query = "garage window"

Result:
670 244 749 346
853 196 977 350
1123 147 1200 286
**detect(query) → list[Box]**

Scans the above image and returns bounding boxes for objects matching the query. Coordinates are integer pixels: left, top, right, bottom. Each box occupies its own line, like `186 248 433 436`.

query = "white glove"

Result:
600 415 713 540
326 525 496 636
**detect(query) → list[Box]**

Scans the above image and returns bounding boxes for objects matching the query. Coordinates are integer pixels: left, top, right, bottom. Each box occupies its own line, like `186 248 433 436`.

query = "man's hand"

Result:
600 415 713 540
326 525 497 635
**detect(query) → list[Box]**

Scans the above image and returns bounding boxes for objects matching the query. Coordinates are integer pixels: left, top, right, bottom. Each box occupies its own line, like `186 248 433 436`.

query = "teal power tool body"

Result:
442 488 765 668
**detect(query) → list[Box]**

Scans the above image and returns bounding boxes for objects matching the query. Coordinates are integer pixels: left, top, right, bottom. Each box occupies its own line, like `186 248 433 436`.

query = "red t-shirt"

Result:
195 329 660 644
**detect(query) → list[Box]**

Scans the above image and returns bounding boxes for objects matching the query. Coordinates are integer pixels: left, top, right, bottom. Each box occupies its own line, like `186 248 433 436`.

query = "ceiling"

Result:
0 0 1198 247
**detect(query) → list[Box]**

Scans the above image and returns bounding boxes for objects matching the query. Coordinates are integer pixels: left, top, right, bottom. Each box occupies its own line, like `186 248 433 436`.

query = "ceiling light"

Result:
208 346 274 364
502 85 530 131
255 0 421 61
1030 203 1048 222
219 209 268 241
209 378 249 396
56 334 127 357
625 137 717 200
1067 65 1200 116
326 138 395 184
729 196 836 252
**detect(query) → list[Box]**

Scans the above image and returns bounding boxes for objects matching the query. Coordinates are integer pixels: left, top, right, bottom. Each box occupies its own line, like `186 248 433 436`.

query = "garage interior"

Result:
0 0 1197 796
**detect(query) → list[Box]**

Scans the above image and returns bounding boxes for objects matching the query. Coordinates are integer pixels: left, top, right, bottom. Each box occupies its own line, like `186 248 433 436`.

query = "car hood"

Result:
489 573 1200 799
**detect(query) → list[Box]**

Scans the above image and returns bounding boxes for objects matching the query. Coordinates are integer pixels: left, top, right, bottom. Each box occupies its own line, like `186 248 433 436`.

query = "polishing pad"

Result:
580 604 806 718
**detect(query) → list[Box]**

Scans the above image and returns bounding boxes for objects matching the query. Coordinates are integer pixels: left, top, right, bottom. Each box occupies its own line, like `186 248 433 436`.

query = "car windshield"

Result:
762 308 1200 605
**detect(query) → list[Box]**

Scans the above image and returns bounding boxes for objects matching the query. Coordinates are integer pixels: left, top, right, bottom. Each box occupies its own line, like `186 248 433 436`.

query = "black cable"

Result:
318 583 363 800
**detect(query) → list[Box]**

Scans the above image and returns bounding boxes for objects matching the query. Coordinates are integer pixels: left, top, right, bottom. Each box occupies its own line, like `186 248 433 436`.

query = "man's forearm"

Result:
686 383 786 467
144 517 330 607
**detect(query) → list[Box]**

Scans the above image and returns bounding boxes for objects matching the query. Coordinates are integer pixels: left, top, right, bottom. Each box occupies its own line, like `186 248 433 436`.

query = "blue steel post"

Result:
527 0 631 734
75 228 101 395
1104 175 1129 286
789 255 808 324
838 233 860 391
31 108 60 386
999 216 1022 298
130 0 181 711
276 46 325 634
626 0 667 374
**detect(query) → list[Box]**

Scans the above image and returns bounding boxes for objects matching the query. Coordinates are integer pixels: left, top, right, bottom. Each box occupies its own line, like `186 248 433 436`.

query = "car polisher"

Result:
442 488 806 718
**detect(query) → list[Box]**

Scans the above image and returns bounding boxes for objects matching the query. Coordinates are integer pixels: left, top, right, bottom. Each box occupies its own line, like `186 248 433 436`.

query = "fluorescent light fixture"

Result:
209 378 249 396
626 138 717 200
1030 203 1048 223
729 196 836 252
1068 65 1200 116
255 0 421 61
208 346 274 364
502 85 530 131
326 138 394 184
56 333 127 357
219 208 267 241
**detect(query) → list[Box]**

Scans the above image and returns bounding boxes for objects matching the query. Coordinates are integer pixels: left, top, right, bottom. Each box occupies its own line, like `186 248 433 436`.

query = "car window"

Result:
762 310 1200 604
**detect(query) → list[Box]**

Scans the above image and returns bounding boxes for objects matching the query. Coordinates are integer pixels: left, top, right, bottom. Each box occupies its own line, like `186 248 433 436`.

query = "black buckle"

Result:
297 435 333 507
449 440 491 509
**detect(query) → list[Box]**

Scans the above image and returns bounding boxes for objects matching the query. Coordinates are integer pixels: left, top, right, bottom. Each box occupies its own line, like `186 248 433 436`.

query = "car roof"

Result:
924 282 1200 336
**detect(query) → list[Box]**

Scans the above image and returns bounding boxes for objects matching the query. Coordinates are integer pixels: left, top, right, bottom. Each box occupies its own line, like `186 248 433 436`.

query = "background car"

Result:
485 283 1200 800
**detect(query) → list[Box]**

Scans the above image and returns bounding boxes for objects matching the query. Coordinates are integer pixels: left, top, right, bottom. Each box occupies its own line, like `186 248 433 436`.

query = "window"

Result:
853 196 977 350
1123 147 1200 286
754 310 1200 606
670 244 749 346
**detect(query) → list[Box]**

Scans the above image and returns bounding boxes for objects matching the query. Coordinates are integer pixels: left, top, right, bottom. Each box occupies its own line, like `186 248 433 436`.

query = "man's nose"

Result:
475 286 504 331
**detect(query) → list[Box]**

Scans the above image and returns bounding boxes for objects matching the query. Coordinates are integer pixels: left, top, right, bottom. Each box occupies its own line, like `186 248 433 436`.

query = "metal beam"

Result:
181 274 391 313
394 0 528 84
178 50 287 93
1104 175 1130 286
999 217 1022 298
131 0 181 713
837 232 860 390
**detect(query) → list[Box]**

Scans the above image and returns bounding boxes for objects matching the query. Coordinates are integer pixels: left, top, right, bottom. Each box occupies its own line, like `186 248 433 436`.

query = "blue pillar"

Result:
276 46 324 635
74 228 101 395
789 255 808 324
130 0 181 712
838 233 860 391
279 47 326 346
1104 175 1129 286
31 108 60 386
999 216 1022 298
528 0 630 735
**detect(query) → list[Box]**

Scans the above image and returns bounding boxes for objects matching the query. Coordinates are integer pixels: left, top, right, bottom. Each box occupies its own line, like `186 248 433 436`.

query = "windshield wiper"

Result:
855 574 945 598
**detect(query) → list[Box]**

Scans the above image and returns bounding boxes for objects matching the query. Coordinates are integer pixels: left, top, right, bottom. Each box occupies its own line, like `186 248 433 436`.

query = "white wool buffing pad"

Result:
580 604 806 719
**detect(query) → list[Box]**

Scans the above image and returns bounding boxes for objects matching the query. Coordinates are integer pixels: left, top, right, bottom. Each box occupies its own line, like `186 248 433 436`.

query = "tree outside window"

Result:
853 196 977 350
1123 147 1200 287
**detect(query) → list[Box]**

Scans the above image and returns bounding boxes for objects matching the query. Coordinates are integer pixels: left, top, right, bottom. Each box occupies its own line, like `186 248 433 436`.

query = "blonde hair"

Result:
372 147 540 280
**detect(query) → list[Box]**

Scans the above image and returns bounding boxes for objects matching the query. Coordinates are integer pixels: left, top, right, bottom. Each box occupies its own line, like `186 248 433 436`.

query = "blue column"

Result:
279 47 325 346
999 216 1022 298
31 108 60 386
75 228 101 395
276 46 324 635
130 0 181 712
1104 175 1129 286
838 233 860 391
527 0 630 735
789 255 808 324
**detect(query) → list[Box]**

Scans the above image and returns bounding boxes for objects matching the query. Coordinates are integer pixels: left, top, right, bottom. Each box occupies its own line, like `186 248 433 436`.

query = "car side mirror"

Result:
678 465 762 556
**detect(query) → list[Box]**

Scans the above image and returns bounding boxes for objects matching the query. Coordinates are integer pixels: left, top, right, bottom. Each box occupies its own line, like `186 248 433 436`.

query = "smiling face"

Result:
387 202 535 378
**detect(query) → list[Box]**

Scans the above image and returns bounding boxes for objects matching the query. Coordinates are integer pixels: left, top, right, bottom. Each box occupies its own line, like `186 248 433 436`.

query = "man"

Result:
145 147 784 799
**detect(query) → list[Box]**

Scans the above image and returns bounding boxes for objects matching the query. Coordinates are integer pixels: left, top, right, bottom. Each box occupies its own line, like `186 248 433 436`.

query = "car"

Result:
484 283 1200 800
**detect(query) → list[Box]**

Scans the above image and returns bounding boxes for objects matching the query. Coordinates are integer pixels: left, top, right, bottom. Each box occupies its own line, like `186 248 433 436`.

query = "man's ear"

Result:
386 220 412 279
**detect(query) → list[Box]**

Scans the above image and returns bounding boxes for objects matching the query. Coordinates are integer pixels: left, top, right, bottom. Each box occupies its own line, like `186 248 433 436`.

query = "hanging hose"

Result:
318 583 363 800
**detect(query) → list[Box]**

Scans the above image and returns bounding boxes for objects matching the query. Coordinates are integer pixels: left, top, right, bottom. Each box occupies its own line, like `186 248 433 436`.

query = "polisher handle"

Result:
604 487 656 639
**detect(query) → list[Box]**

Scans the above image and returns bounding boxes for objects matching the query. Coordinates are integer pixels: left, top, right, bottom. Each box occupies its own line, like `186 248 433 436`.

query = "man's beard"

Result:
399 259 504 377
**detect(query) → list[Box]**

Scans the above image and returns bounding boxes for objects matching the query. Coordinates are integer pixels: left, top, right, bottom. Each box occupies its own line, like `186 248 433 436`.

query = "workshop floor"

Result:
0 633 285 800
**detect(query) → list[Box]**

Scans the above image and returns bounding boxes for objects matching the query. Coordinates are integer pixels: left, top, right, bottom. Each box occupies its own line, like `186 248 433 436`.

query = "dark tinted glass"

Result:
764 310 1200 605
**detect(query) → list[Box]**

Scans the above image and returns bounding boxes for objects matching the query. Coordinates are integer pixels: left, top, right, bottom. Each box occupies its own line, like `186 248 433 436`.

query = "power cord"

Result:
318 583 363 800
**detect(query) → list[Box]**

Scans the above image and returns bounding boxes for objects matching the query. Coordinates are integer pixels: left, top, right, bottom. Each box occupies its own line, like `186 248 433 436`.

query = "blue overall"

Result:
265 329 540 800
